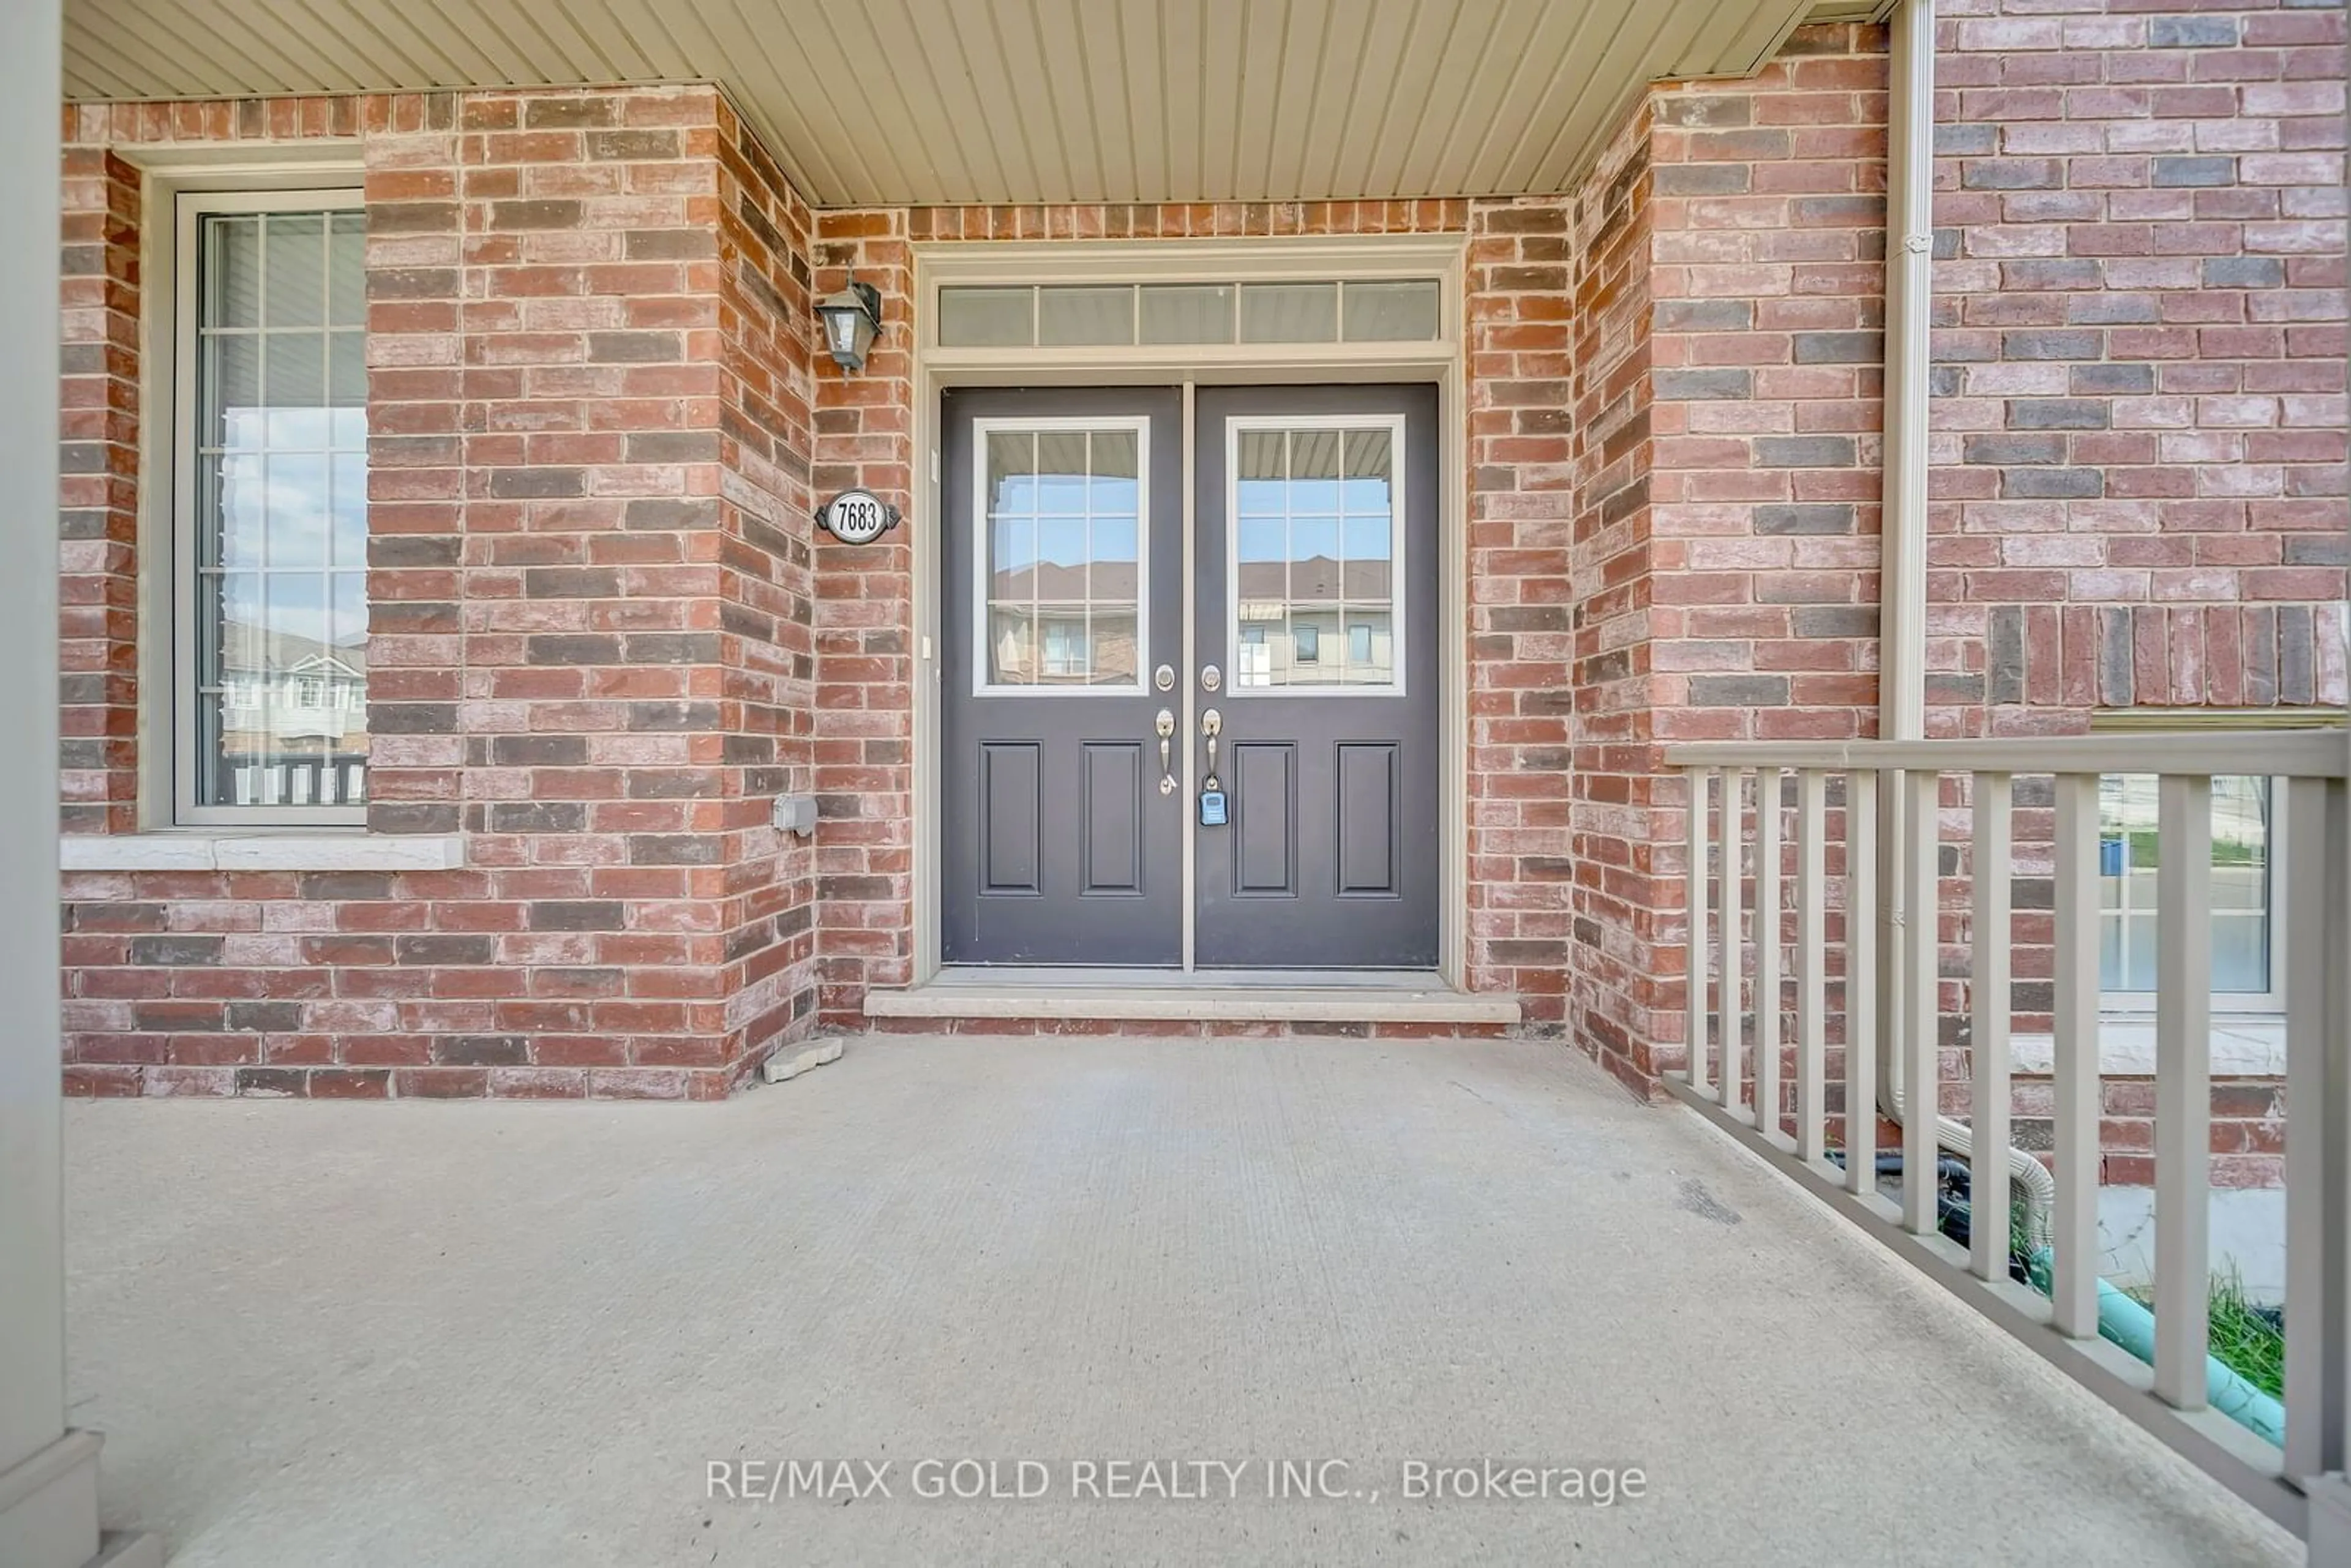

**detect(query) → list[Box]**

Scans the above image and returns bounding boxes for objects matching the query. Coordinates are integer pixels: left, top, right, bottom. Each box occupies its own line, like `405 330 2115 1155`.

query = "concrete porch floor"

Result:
67 1037 2295 1566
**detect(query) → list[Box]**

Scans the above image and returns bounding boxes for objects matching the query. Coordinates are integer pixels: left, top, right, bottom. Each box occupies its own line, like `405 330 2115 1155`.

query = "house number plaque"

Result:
816 487 901 545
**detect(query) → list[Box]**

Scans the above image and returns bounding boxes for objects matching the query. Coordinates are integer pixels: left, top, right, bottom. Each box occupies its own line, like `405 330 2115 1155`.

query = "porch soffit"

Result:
63 0 1819 206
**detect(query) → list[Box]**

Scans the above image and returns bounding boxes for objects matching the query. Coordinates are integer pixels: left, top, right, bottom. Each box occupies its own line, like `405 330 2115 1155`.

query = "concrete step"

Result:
862 969 1521 1035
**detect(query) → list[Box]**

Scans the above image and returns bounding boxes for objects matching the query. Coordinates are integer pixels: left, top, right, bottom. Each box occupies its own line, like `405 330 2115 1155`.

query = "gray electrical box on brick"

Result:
773 794 818 836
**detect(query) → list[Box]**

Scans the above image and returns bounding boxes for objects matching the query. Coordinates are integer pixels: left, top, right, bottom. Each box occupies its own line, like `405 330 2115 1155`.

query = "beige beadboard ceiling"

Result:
62 0 1820 205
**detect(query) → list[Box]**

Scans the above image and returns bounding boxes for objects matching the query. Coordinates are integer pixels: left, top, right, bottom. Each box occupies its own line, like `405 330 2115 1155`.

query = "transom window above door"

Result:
937 279 1444 348
975 421 1147 691
1229 418 1403 692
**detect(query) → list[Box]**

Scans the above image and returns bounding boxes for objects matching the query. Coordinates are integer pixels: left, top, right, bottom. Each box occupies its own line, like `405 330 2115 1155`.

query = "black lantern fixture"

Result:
816 279 883 373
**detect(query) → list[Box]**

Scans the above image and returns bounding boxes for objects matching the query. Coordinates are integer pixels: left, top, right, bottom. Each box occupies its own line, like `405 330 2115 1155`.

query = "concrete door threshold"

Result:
863 967 1522 1027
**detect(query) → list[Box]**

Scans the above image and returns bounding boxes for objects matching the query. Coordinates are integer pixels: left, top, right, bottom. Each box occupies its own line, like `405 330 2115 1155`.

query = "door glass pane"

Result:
2097 774 2273 998
1231 423 1398 689
983 426 1144 687
193 206 369 811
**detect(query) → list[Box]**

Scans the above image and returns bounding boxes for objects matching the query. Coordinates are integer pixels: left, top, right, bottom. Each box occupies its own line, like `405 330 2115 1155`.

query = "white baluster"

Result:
2153 774 2213 1408
1721 770 1744 1115
1970 771 2013 1283
1847 770 1878 1199
2282 773 2349 1482
1687 768 1712 1097
2051 771 2101 1338
1756 769 1783 1143
1903 767 1940 1237
1797 768 1826 1163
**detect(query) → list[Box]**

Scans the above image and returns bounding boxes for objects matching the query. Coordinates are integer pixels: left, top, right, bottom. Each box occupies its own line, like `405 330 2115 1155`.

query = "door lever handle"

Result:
1155 709 1176 796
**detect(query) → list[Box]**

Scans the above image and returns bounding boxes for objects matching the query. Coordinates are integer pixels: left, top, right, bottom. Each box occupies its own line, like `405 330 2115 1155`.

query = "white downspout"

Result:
1872 0 2056 1245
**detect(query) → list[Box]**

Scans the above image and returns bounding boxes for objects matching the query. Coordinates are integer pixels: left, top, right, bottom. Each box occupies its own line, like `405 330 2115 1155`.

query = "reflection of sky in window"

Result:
1237 432 1393 565
217 455 364 571
989 454 1138 570
212 399 367 643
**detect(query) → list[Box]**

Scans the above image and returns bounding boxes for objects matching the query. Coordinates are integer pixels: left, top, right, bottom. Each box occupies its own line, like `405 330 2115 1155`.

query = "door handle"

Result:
1155 709 1176 796
1201 707 1221 789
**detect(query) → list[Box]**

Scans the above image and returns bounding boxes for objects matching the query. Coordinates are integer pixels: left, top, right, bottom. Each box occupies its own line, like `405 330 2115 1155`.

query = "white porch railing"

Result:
1662 731 2350 1553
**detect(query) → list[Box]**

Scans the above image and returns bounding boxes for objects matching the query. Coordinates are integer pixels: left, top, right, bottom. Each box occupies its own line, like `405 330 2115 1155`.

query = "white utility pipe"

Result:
1871 0 2057 1248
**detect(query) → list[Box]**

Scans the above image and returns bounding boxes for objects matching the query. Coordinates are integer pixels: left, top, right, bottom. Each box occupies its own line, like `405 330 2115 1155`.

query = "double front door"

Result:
941 385 1438 969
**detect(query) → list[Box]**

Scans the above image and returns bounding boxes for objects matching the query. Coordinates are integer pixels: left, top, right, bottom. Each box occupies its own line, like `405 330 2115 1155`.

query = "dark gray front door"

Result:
941 384 1439 970
942 388 1184 965
1192 385 1441 968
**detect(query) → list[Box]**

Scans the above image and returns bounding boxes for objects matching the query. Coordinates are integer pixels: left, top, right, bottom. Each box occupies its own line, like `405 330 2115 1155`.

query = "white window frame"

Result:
169 186 367 828
967 414 1152 698
2096 771 2287 1017
1223 411 1408 699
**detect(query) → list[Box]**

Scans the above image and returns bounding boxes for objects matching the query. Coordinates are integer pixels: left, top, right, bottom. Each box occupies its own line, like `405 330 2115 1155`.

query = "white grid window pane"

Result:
984 427 1142 688
192 206 370 812
1232 425 1397 689
2097 774 2273 997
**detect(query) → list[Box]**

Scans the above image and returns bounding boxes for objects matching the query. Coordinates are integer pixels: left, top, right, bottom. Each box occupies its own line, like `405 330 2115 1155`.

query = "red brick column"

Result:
1466 197 1580 1031
1562 107 1668 1091
714 99 823 1051
58 137 140 835
1562 27 1894 1094
809 209 917 1026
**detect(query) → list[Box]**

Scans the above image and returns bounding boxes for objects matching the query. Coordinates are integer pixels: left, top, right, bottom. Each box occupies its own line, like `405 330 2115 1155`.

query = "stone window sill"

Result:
2012 1017 2285 1079
60 833 468 873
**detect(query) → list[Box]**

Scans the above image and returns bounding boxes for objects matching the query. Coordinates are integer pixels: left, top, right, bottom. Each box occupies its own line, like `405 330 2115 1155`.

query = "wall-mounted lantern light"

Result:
816 279 883 373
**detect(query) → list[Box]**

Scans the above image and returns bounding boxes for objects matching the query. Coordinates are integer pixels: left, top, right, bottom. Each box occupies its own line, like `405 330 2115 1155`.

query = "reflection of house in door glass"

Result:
1234 425 1397 688
984 427 1141 686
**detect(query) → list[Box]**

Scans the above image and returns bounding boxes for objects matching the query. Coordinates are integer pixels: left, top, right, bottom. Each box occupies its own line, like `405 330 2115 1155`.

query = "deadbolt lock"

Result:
1199 664 1221 693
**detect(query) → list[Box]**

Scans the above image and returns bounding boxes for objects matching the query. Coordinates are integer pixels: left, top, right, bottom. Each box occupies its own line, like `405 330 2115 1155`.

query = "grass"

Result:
2122 1267 2285 1399
2204 1270 2285 1398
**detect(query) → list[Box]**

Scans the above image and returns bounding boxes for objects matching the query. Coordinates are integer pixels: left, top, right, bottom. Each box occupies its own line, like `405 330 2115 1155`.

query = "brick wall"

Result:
808 210 918 1025
2012 1070 2285 1189
1929 0 2349 730
54 15 2345 1098
1563 107 1665 1092
1467 197 1581 1032
61 88 823 1098
1559 27 1894 1094
1568 13 2342 1116
58 143 139 835
801 198 1593 1031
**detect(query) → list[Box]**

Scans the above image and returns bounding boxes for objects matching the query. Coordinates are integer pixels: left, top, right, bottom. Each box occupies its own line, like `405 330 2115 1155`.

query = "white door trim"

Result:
908 234 1470 990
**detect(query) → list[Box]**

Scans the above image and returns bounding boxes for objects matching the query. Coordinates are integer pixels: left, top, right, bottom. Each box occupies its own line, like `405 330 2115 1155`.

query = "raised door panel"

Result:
980 742 1041 895
1231 741 1297 896
1335 742 1401 896
1082 742 1145 895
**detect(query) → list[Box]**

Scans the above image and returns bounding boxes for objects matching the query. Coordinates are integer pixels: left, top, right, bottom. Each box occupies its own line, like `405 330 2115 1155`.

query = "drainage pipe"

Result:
2026 1250 2287 1446
1870 0 2059 1248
